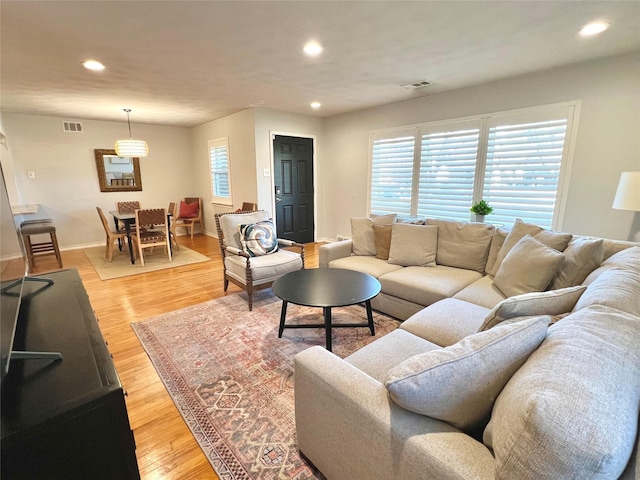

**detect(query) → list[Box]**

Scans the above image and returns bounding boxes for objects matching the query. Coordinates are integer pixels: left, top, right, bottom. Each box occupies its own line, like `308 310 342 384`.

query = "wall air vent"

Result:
401 80 432 89
62 121 83 133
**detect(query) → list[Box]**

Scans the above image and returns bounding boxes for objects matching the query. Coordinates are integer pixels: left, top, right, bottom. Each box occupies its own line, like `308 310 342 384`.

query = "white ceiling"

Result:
2 1 639 128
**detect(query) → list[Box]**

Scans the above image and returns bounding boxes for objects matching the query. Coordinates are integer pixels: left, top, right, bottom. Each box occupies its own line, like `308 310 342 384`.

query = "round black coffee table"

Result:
272 268 382 352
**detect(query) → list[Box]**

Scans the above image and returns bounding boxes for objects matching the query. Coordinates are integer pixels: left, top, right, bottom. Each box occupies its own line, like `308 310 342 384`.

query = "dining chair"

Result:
96 207 127 262
115 200 142 232
241 201 258 212
167 201 180 251
214 210 305 310
174 197 203 239
132 208 172 267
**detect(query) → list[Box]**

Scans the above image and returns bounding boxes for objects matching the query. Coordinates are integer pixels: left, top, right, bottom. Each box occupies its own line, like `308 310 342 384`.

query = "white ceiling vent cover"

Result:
401 80 432 89
62 121 83 133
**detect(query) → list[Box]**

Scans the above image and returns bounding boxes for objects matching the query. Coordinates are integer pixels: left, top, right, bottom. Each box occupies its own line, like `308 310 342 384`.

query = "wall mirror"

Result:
94 149 142 192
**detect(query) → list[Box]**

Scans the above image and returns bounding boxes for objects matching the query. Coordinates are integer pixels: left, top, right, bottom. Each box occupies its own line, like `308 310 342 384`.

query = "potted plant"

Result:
470 200 493 223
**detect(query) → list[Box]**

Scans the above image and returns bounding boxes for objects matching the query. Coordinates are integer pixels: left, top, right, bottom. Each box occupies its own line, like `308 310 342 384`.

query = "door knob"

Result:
276 198 282 202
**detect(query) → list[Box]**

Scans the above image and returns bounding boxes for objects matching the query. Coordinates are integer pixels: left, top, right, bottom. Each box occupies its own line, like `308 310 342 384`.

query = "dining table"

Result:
109 210 173 264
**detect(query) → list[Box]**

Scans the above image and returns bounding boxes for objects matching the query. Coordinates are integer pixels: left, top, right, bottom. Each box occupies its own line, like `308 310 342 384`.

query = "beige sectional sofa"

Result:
294 217 640 479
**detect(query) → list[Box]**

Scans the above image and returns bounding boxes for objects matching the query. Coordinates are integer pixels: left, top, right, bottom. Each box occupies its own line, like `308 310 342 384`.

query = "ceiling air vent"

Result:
401 80 432 89
62 121 83 133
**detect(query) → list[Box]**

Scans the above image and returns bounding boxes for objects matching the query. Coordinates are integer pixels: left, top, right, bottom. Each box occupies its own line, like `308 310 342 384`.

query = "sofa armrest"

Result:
294 346 495 480
319 239 353 268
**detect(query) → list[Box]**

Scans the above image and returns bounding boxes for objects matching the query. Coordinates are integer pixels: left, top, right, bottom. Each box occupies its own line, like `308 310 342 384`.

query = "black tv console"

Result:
1 269 140 479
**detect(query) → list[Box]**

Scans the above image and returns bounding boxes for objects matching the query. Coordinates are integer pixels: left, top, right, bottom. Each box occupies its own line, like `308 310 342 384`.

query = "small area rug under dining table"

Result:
84 245 211 280
131 289 400 479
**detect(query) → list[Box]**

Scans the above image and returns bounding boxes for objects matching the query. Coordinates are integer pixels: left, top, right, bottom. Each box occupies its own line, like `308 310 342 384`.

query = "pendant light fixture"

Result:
114 109 149 157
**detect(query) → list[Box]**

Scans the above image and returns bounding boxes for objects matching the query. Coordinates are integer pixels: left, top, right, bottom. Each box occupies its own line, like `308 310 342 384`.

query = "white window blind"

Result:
417 125 480 221
209 138 232 205
483 119 568 229
370 131 416 216
369 103 576 229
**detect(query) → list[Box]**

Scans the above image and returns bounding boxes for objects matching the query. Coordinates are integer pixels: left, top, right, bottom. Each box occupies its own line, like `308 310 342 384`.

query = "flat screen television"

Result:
0 164 59 377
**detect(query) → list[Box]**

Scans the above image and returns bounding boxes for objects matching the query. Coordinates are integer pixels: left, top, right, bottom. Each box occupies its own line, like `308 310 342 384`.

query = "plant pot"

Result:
475 215 485 223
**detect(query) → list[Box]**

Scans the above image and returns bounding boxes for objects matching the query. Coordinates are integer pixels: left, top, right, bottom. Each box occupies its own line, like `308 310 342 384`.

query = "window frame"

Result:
208 137 233 206
367 101 580 230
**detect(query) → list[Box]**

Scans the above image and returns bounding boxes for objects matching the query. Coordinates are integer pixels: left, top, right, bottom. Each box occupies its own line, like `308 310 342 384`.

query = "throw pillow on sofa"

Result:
493 234 565 297
387 223 438 267
549 236 605 290
385 316 548 432
350 214 397 256
490 219 572 277
478 285 587 332
372 224 392 260
484 305 640 479
426 218 494 273
489 219 544 276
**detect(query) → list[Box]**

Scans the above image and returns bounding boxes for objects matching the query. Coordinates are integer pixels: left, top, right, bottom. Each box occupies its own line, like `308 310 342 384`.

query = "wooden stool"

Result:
20 221 63 272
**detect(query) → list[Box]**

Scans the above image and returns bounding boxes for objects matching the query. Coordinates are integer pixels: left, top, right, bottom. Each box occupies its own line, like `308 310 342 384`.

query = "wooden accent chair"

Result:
115 200 142 233
241 202 258 212
167 201 180 251
132 208 172 267
96 207 127 262
215 210 305 310
174 197 203 239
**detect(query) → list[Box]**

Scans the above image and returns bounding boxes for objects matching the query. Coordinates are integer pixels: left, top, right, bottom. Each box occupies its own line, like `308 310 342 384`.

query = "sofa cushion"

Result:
328 255 403 278
484 305 640 479
549 236 605 290
345 329 440 383
426 219 494 273
493 234 565 297
534 229 573 252
351 214 397 256
452 275 507 309
574 267 640 317
385 316 548 432
583 245 640 285
489 219 544 276
379 265 482 307
401 298 490 347
478 285 587 332
373 224 392 260
388 223 438 267
224 249 303 283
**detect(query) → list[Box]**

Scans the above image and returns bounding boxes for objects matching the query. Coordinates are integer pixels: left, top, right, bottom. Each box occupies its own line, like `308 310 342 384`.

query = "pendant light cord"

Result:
124 108 133 139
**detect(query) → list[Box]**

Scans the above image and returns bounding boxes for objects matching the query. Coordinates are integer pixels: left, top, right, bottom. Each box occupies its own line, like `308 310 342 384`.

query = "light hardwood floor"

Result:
19 234 320 480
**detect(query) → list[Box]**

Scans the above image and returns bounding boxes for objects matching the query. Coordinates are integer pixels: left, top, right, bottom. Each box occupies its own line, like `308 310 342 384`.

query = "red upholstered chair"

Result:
174 197 203 239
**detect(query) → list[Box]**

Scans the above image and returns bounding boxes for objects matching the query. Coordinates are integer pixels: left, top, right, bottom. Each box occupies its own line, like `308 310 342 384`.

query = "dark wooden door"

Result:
273 135 314 243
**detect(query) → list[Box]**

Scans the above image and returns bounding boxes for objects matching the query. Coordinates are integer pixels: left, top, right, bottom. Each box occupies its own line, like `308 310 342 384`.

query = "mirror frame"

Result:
94 149 142 192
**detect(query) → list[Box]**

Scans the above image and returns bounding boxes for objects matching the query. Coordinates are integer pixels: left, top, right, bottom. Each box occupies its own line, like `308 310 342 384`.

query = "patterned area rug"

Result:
132 289 400 479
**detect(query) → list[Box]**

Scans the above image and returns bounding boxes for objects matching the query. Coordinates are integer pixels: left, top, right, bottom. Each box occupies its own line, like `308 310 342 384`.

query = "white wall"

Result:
190 108 258 234
0 113 192 252
321 52 640 241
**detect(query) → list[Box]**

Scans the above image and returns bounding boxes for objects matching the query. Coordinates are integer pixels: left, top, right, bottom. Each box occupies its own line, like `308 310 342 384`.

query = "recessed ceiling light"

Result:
83 60 105 71
579 21 610 37
310 102 321 109
303 41 323 57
